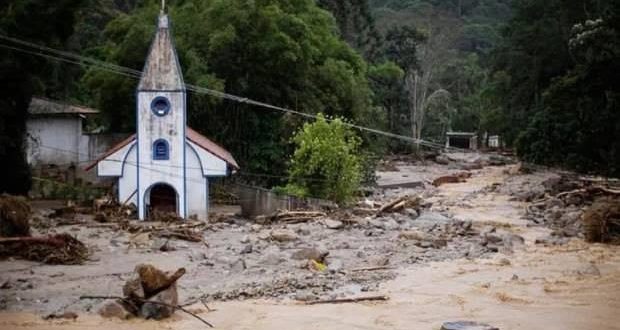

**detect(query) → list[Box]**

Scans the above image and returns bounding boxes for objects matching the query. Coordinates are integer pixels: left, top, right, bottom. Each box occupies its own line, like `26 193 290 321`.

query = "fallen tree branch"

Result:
304 295 389 305
378 196 407 214
349 266 395 272
79 295 213 328
158 230 203 242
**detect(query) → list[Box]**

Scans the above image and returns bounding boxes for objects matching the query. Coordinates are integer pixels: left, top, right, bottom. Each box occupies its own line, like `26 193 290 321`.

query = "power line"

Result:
0 33 460 152
33 143 331 183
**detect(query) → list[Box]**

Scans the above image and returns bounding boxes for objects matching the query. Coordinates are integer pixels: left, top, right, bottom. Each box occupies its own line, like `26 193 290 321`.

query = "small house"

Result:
446 132 478 150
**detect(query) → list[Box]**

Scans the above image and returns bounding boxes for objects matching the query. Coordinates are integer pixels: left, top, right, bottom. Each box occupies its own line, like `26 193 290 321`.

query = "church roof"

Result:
84 127 239 171
138 14 184 91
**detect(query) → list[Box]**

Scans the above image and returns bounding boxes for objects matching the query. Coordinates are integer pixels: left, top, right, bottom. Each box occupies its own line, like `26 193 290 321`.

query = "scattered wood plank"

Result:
377 195 421 214
305 295 389 305
270 210 326 223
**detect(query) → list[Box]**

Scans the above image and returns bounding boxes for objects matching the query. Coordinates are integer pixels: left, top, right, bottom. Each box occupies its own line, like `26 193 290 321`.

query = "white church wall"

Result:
97 142 135 176
187 140 227 176
186 143 208 220
118 144 138 206
137 91 186 220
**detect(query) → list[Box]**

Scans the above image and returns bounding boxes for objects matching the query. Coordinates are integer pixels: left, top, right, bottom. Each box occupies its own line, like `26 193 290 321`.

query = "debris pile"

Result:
98 264 185 320
0 194 31 237
583 197 620 244
0 233 88 264
523 176 620 242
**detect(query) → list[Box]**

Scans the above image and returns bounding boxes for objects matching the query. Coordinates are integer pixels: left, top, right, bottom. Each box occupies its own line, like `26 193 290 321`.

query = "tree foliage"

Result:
83 0 379 178
281 114 362 203
513 4 620 176
0 0 83 194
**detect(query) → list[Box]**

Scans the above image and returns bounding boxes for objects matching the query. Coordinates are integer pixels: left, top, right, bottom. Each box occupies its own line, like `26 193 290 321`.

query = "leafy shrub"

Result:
281 114 362 204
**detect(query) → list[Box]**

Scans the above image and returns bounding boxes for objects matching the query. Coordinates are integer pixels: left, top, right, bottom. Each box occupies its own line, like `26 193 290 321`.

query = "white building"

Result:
86 12 238 220
26 97 99 167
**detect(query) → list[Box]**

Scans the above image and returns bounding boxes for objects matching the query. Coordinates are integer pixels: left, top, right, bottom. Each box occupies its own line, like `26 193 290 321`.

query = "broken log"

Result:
378 196 407 214
377 195 422 214
305 295 389 305
158 230 203 242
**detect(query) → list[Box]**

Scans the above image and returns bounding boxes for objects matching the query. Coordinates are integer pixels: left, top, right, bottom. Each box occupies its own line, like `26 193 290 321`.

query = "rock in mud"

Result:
240 244 253 254
441 321 499 330
576 263 601 277
327 258 344 272
435 155 451 165
140 284 178 320
294 291 317 302
324 219 344 229
291 247 329 261
230 258 247 272
398 230 429 241
98 300 133 319
404 208 419 219
136 264 185 297
270 229 299 242
502 233 525 250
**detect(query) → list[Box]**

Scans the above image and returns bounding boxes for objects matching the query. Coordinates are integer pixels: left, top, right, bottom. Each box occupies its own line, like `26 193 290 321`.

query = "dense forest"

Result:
0 0 619 194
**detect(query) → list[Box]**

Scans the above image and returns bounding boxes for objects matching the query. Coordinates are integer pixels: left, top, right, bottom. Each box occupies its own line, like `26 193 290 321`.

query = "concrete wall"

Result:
235 184 335 217
27 116 130 183
26 117 82 166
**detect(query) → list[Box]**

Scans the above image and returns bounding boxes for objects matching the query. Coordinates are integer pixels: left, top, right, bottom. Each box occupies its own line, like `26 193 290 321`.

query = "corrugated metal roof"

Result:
84 127 239 171
28 97 99 115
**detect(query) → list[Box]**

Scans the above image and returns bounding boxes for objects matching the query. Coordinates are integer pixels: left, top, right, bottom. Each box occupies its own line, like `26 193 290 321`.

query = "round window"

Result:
151 96 171 116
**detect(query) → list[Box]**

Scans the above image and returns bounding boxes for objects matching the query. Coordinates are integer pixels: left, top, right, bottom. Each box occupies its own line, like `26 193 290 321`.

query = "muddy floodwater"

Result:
1 164 619 330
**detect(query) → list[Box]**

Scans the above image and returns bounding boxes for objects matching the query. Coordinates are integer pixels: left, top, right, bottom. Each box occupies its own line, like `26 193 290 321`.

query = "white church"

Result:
86 10 238 220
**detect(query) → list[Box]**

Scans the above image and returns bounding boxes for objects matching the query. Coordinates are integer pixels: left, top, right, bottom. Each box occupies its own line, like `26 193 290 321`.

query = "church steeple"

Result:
138 12 184 91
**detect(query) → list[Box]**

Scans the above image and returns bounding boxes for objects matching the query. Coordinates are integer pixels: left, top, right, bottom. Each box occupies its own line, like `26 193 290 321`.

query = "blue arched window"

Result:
153 139 169 160
151 96 171 117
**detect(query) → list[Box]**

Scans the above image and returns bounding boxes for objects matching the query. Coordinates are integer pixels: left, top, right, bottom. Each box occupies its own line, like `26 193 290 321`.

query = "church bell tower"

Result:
135 11 187 220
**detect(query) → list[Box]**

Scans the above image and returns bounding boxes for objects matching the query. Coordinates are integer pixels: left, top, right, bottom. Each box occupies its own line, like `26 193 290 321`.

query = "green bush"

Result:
281 114 362 204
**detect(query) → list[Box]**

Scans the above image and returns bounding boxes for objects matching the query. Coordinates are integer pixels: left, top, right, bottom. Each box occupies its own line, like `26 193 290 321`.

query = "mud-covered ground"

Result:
1 155 619 330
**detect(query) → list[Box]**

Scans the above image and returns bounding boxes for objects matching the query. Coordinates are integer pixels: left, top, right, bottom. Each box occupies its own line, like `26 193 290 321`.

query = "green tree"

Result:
282 114 362 203
0 0 84 194
83 0 379 179
516 10 620 176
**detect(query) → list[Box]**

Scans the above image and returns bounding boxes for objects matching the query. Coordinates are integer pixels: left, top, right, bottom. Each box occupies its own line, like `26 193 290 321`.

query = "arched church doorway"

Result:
145 183 178 217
